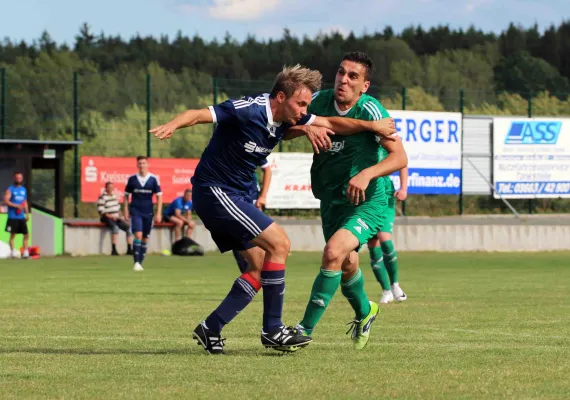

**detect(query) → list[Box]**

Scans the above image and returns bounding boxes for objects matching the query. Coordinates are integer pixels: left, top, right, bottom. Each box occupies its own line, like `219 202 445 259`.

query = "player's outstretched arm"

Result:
346 137 408 205
312 116 397 141
150 108 213 140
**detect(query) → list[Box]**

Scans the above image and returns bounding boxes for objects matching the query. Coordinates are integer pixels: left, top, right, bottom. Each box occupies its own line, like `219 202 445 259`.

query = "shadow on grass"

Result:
0 347 193 356
0 347 294 357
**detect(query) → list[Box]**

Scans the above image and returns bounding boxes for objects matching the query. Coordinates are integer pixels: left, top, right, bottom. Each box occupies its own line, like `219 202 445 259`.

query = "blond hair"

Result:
270 64 322 98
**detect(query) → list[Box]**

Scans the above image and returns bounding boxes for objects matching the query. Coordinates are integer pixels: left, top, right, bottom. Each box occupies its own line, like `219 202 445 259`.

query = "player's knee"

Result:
341 254 359 278
378 232 392 242
275 235 291 256
322 244 344 268
267 231 290 257
189 221 196 229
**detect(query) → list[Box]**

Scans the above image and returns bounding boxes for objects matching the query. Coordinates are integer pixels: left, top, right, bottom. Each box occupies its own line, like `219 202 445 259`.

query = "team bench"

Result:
63 220 177 256
64 221 175 228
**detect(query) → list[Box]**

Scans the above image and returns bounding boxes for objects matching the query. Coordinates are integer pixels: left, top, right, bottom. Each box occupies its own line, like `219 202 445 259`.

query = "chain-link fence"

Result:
1 69 570 218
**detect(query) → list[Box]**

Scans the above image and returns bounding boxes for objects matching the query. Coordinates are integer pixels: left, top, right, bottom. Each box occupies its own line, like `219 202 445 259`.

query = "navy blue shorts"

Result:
130 214 153 238
192 185 273 253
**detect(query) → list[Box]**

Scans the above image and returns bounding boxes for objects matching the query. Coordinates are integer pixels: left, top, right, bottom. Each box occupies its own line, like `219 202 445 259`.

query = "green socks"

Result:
299 268 342 334
381 240 399 284
340 268 371 320
369 247 391 290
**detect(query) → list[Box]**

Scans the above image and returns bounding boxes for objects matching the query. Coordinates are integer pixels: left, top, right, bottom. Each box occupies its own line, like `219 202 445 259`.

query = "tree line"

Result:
2 22 570 216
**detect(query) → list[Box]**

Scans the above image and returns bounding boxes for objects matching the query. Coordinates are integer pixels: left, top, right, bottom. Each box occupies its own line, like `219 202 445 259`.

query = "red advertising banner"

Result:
81 156 199 203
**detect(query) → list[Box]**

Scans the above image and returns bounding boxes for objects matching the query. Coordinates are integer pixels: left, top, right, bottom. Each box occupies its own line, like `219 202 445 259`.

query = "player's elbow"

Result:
396 151 408 170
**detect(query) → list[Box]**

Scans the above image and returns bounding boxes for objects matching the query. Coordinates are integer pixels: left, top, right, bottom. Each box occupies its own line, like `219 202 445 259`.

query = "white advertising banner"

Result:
388 110 463 195
493 117 570 198
265 110 463 208
265 152 320 209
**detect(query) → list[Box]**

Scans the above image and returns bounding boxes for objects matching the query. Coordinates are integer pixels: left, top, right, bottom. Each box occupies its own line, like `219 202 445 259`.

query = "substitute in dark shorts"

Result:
5 218 28 235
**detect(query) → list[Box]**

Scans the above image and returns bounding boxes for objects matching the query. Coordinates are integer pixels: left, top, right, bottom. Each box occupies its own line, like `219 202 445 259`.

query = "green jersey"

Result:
308 89 392 204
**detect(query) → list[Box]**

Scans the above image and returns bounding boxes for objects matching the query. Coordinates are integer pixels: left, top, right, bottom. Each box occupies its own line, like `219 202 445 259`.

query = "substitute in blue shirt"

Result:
163 188 195 243
3 172 30 258
123 156 162 271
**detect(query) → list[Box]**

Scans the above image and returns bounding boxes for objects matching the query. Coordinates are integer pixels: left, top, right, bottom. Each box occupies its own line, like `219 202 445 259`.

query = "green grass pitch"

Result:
1 252 569 399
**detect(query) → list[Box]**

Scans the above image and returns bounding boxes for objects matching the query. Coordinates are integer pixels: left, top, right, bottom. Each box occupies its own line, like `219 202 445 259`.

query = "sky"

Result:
0 0 569 45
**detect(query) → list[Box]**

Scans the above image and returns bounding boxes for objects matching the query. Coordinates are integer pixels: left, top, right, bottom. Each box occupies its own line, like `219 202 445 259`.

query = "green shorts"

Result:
379 192 395 234
320 194 389 249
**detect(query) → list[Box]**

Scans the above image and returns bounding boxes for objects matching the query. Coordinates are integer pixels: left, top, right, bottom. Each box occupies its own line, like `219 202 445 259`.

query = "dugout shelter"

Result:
0 139 81 255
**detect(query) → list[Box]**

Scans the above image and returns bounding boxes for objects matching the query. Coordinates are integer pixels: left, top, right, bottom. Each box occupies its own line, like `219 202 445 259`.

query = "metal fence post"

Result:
527 92 533 119
146 73 152 158
459 88 465 215
0 68 6 139
528 92 533 214
73 72 79 218
401 87 407 216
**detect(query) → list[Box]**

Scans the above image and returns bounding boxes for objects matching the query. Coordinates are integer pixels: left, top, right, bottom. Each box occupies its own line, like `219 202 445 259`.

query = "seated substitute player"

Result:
97 182 133 256
163 189 196 243
232 157 272 273
367 167 408 303
123 156 163 272
288 52 408 349
150 64 398 354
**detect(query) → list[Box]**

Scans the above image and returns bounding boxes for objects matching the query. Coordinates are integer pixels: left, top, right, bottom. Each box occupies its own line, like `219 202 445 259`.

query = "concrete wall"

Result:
64 215 570 256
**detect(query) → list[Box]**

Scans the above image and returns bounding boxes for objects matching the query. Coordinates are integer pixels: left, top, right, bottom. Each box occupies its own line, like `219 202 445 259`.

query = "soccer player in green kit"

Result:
367 168 409 304
292 51 408 349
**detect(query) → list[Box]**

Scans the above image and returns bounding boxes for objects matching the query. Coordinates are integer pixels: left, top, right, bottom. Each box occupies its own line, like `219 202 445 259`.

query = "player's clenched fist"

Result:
395 188 408 201
347 171 371 205
371 118 397 141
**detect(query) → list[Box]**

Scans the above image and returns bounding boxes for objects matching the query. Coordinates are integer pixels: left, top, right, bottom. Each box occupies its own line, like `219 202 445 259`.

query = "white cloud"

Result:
465 0 494 13
179 0 282 21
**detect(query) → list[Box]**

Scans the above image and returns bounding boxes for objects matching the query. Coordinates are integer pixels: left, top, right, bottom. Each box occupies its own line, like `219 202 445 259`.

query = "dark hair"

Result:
105 182 113 188
184 189 192 195
13 171 23 176
342 51 375 80
136 156 147 162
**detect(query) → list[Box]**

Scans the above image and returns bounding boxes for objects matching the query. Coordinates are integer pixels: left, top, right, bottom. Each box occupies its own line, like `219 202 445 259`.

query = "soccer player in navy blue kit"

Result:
151 65 397 354
123 156 163 271
3 172 30 258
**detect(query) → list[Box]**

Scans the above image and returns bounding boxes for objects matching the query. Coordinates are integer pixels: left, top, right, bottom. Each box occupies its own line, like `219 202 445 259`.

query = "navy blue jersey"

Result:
124 174 162 216
248 157 270 201
191 93 314 193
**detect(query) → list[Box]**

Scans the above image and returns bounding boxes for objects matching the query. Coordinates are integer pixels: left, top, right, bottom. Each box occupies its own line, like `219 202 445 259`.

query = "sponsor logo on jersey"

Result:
244 141 272 154
326 140 345 153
